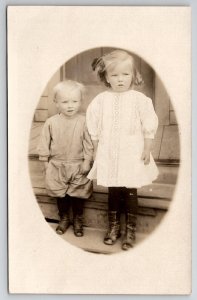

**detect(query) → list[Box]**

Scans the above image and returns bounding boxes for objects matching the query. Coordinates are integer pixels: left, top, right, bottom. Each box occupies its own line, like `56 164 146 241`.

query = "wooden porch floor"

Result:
48 222 153 254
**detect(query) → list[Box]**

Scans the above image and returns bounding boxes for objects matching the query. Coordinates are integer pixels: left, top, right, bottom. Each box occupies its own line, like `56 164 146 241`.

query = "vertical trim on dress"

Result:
109 94 120 186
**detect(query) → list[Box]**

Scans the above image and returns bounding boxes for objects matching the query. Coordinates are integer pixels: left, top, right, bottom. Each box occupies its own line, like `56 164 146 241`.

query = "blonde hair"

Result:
53 79 85 102
92 49 143 87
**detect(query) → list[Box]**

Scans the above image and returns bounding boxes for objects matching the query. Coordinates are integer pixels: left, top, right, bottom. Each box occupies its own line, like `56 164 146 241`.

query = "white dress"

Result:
86 90 159 188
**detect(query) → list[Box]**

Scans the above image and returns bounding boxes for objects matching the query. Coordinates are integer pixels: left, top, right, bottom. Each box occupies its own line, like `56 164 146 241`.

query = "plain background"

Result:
3 0 196 298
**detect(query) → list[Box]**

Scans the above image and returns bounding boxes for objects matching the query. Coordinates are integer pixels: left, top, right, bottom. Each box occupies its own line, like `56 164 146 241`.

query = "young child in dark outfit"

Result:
38 80 93 237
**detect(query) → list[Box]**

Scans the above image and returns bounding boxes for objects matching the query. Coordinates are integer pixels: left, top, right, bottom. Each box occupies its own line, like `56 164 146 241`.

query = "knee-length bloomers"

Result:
37 113 93 198
86 90 159 188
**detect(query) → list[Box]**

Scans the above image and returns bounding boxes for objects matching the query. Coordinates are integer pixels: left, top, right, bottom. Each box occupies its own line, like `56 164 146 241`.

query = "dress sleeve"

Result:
82 122 94 162
86 94 102 141
139 95 158 139
37 119 51 161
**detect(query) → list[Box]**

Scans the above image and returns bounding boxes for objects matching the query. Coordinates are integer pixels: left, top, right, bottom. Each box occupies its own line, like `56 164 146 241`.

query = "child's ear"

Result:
105 73 109 83
134 71 144 86
54 100 59 109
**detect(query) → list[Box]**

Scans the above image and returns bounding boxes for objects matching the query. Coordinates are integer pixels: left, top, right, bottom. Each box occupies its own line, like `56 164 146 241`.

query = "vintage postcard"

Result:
8 6 191 294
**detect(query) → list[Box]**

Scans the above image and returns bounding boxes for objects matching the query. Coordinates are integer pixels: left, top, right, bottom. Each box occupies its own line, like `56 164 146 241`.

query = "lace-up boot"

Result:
122 213 137 250
104 211 121 245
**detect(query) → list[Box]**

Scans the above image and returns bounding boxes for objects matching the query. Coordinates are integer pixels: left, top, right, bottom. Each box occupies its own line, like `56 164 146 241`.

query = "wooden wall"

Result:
29 47 179 162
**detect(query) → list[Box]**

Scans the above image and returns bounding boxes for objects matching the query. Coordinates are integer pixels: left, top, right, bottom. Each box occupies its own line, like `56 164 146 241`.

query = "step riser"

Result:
155 164 179 184
35 186 172 210
38 198 167 234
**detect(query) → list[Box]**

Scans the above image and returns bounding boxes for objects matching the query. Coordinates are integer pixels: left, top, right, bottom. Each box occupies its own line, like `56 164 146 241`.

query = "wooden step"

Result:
93 182 175 200
32 182 174 199
33 186 172 209
154 163 179 184
37 195 158 216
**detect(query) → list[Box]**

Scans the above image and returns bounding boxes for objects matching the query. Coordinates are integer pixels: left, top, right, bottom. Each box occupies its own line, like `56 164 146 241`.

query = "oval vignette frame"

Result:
28 47 180 254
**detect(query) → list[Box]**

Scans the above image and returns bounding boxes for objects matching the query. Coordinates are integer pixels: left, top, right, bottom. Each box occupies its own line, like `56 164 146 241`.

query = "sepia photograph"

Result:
28 47 180 254
8 6 191 294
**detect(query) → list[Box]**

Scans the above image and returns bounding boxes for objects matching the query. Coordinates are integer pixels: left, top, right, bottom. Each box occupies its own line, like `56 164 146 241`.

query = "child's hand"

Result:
141 149 150 165
92 140 98 161
141 138 153 165
79 160 91 175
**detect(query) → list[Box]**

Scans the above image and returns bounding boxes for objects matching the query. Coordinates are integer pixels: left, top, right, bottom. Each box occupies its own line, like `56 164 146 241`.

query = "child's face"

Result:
106 60 133 92
55 89 81 117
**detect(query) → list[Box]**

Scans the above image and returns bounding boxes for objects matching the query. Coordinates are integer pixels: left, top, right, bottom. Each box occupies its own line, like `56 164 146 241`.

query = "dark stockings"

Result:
71 197 84 217
57 195 70 218
108 187 138 214
57 195 84 217
56 195 84 237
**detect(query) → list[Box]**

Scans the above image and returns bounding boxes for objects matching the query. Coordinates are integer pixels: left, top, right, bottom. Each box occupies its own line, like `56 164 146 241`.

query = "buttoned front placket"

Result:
108 94 121 185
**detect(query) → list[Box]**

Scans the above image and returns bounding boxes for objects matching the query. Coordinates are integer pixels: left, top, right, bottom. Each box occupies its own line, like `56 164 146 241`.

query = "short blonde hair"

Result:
92 49 143 87
53 79 85 102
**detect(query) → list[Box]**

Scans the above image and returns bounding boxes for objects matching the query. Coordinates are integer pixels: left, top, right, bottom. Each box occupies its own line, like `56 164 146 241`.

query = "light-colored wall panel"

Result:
34 110 48 122
159 125 180 160
75 48 102 83
47 69 61 117
170 101 174 111
80 84 107 113
154 74 170 125
36 96 48 110
170 110 178 125
151 125 164 160
140 59 154 101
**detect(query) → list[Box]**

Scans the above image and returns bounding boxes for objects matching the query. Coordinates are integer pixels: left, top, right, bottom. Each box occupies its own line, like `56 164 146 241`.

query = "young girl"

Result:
86 50 158 250
38 80 93 237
